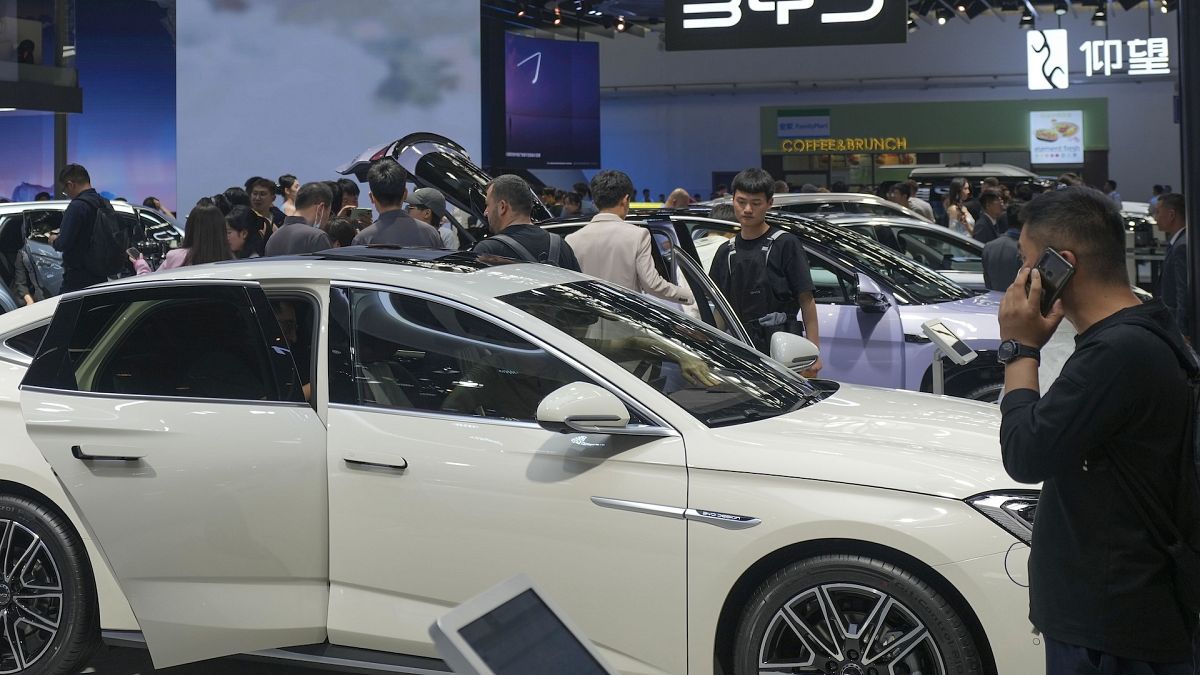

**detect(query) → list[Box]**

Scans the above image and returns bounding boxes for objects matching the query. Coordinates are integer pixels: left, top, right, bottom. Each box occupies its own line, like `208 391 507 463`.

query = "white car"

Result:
0 248 1042 675
705 192 931 223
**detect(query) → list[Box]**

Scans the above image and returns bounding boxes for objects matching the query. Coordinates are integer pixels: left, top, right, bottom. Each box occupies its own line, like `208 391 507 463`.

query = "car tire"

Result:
733 554 982 675
0 495 98 675
964 382 1004 404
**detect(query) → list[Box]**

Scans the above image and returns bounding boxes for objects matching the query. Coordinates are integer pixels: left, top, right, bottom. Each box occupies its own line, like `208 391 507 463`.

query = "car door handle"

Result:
71 445 145 462
343 452 408 472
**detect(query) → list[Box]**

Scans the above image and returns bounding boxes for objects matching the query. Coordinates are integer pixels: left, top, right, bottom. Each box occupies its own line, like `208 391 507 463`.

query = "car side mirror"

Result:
536 382 672 437
769 332 819 372
855 274 891 313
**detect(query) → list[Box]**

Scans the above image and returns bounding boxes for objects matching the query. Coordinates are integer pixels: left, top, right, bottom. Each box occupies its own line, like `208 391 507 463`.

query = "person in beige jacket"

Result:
565 170 695 306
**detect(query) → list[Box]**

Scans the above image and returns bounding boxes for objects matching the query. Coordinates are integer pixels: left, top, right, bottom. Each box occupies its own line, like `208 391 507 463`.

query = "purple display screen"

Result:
504 33 600 169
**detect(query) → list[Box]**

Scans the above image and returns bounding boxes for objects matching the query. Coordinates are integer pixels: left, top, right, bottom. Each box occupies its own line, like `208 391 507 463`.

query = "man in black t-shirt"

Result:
708 168 820 375
473 175 580 272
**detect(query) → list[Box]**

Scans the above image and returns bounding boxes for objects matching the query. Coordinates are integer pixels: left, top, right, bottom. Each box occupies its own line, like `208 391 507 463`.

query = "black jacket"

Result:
1000 301 1195 661
1160 231 1190 341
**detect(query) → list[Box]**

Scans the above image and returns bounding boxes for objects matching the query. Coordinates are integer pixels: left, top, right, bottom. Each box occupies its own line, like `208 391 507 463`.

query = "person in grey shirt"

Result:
263 182 333 256
353 159 443 248
982 203 1024 291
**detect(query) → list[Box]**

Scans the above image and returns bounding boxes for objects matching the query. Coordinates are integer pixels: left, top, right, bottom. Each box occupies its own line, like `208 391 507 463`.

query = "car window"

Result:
503 281 821 428
3 324 48 357
23 285 303 403
857 202 900 217
778 202 832 215
673 248 746 343
895 228 983 273
806 253 854 305
25 211 63 244
844 224 878 241
333 287 597 423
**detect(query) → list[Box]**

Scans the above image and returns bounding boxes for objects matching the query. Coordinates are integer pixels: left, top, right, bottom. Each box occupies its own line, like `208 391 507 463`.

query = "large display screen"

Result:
503 33 600 169
1029 110 1084 165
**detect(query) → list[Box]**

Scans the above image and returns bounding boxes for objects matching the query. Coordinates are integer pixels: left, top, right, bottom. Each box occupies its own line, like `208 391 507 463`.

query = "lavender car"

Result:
340 134 1006 402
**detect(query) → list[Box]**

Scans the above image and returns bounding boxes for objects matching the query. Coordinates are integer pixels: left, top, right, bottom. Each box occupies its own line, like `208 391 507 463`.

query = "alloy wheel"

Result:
0 520 62 674
757 583 946 675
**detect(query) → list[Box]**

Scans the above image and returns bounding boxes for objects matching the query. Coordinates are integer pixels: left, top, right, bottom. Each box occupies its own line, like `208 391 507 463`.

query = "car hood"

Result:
692 382 1021 499
898 291 1002 346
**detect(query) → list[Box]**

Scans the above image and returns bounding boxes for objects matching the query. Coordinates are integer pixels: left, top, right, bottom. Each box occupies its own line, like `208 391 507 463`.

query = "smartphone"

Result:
1029 247 1075 316
126 247 142 259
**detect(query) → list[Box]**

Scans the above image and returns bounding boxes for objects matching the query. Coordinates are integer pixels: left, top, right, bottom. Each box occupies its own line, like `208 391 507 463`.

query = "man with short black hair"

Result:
353 159 442 248
999 187 1197 671
559 192 582 218
1104 179 1122 209
473 174 579 271
264 182 333 256
53 163 115 292
708 168 820 373
337 178 361 210
566 169 693 305
1155 193 1189 341
982 203 1023 291
904 179 935 221
246 176 285 228
974 190 1004 244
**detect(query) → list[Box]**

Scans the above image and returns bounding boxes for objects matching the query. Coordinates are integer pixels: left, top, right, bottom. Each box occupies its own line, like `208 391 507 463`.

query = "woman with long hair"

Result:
279 174 299 216
225 205 268 259
159 204 234 269
945 177 975 237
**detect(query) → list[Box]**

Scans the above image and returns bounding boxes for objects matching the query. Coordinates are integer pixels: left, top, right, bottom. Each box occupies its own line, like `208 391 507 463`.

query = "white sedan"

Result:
0 248 1042 674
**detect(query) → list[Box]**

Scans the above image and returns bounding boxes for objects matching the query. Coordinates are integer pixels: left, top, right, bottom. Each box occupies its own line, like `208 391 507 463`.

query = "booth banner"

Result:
1029 110 1084 164
666 0 907 51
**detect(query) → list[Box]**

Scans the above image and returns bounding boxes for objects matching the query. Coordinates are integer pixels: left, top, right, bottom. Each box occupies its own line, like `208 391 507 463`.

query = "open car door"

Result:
18 281 329 668
336 132 552 248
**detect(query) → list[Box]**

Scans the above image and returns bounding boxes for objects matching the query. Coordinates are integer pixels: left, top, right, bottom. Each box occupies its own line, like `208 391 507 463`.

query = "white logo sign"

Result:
1027 29 1069 90
682 0 884 29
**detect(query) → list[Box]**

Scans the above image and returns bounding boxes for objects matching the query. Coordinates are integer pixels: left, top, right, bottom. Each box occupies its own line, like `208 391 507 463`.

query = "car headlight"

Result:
966 491 1039 545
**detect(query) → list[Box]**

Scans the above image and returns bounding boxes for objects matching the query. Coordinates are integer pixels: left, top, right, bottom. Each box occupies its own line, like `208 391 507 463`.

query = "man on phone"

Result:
998 187 1197 671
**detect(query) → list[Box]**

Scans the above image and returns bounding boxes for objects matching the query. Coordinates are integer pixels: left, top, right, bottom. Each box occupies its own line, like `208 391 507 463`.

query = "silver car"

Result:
706 192 930 222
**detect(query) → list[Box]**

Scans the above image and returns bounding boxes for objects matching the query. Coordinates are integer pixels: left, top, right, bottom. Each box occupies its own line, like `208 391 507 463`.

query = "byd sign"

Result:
666 0 907 51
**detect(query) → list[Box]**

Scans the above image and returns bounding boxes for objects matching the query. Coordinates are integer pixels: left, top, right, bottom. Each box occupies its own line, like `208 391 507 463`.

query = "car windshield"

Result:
501 281 821 428
774 217 973 304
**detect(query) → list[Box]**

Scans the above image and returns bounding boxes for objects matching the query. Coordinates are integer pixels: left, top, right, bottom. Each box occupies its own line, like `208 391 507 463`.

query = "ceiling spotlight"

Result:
516 2 526 17
1091 7 1106 25
1054 0 1069 15
1019 11 1034 29
936 8 951 24
907 16 919 32
616 15 627 31
955 2 966 11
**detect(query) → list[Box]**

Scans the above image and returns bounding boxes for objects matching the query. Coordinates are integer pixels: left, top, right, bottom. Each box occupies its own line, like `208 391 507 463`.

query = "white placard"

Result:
1029 111 1083 165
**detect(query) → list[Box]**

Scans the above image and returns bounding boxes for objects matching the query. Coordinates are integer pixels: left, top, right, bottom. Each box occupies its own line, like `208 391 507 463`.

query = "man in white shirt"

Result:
565 170 694 306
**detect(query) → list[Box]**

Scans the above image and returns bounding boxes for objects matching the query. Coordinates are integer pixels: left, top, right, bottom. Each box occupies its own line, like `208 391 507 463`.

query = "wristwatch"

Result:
997 339 1041 365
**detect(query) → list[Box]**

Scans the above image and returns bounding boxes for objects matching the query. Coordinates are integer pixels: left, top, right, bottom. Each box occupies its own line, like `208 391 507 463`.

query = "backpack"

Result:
1107 324 1200 615
491 232 566 267
77 192 130 278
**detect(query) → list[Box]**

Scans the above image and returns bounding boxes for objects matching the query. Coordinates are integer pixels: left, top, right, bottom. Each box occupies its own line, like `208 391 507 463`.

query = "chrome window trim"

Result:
18 384 314 409
56 278 262 303
332 282 678 435
0 320 50 367
329 402 545 430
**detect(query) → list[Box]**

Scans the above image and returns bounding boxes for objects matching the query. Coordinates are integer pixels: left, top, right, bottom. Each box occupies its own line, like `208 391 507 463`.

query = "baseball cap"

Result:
407 188 446 220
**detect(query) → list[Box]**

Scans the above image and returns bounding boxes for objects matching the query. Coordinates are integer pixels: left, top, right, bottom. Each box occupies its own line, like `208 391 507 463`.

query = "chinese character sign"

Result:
1028 33 1171 89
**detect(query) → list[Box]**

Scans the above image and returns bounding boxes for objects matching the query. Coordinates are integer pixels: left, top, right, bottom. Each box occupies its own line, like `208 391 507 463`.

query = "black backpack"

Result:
490 232 566 267
1108 323 1200 615
77 192 129 278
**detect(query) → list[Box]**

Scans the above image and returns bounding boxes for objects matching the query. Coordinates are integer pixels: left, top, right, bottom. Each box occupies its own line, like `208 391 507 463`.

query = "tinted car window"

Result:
503 281 821 428
807 254 854 305
24 285 303 402
339 288 590 422
895 228 984 273
4 324 48 357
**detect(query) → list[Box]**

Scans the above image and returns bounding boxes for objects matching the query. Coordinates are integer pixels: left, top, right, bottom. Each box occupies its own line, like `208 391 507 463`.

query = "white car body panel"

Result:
0 260 1044 674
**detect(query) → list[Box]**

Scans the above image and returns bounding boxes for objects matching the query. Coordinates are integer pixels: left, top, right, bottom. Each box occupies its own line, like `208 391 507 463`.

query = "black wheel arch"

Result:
712 538 998 675
919 350 1004 399
0 479 101 602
